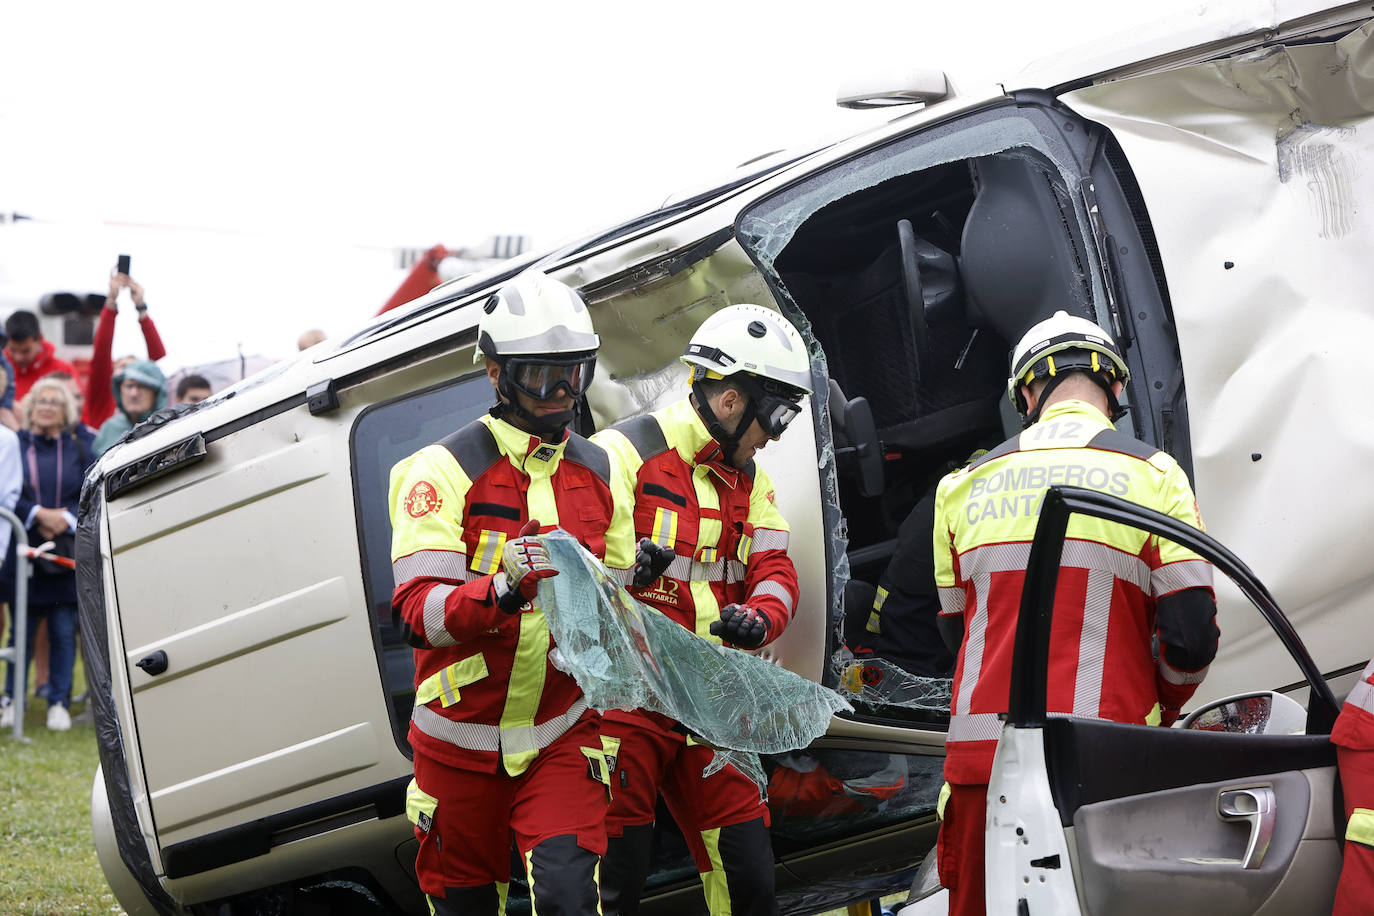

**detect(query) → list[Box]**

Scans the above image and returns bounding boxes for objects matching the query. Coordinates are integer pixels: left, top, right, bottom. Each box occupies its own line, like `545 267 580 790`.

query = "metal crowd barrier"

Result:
1 507 31 741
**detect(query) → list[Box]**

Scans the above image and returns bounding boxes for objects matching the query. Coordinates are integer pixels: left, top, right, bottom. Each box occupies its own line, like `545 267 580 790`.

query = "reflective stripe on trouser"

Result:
698 819 778 916
601 712 772 915
524 835 603 916
409 716 609 902
425 884 508 916
1348 808 1374 847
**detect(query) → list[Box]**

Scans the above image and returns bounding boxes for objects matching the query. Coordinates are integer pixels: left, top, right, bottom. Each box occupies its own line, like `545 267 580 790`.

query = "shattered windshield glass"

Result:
540 530 852 792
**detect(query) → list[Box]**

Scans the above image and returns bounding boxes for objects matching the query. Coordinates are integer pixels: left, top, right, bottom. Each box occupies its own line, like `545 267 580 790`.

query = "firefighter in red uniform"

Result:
1332 656 1374 915
932 311 1220 915
593 304 812 915
389 270 626 915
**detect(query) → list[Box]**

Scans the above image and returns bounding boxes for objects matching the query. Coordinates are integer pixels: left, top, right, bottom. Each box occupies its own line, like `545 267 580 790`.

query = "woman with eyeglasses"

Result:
0 377 95 732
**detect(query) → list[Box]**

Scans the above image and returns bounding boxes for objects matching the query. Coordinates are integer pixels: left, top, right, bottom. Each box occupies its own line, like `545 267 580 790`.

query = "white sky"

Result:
0 0 1210 374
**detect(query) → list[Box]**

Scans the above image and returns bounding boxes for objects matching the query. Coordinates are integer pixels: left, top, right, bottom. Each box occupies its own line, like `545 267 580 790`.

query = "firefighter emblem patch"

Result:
405 481 443 518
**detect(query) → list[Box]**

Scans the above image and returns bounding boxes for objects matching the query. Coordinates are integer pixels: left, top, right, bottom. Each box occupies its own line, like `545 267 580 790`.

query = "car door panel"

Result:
1071 767 1337 915
991 487 1345 915
1042 718 1337 816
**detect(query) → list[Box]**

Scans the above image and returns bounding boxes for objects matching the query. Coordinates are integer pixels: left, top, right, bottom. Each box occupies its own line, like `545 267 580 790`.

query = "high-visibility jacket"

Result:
1332 656 1374 915
593 398 799 645
389 413 622 776
933 399 1215 785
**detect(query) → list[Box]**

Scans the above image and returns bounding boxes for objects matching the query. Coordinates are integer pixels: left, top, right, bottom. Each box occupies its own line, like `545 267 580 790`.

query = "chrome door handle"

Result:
1218 786 1276 869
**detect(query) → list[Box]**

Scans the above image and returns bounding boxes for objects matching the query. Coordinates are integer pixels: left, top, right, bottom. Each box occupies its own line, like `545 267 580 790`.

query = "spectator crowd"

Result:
0 266 215 732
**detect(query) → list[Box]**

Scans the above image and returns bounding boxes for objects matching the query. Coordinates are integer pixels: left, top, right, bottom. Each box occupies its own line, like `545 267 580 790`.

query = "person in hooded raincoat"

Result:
93 359 167 456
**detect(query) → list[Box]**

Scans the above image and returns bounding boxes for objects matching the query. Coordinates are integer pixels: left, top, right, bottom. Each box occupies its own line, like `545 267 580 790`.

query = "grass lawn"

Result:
1 655 125 915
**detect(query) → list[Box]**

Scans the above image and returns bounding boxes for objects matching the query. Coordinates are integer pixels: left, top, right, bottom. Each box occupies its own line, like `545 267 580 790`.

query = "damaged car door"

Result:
986 486 1342 915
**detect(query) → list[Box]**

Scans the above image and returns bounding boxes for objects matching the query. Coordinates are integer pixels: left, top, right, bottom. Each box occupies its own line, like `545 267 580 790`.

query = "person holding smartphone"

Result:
83 258 167 429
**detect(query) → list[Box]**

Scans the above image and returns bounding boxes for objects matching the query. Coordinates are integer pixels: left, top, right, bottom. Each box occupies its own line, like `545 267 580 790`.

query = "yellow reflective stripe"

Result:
684 461 726 638
1347 808 1374 847
866 586 889 634
691 460 724 563
736 533 752 563
698 545 717 563
937 781 952 820
405 778 438 829
692 579 720 640
699 827 732 914
499 611 550 775
525 464 559 527
1145 702 1162 726
498 882 508 914
524 847 538 916
415 654 489 707
652 507 679 546
591 426 644 573
473 529 507 575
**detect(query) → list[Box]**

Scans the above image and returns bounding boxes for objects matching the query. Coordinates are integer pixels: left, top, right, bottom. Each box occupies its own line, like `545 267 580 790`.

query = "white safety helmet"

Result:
1007 310 1130 422
682 304 813 443
681 304 814 396
476 270 600 434
476 269 599 363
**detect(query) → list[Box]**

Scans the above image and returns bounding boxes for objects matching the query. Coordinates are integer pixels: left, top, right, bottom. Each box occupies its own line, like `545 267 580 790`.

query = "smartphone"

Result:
116 254 131 276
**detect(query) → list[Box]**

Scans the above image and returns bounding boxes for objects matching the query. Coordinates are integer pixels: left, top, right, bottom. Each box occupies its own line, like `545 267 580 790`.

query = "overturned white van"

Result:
80 4 1374 913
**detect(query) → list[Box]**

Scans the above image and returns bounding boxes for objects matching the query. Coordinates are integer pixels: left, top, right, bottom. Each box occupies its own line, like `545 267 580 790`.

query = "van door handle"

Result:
1217 786 1275 869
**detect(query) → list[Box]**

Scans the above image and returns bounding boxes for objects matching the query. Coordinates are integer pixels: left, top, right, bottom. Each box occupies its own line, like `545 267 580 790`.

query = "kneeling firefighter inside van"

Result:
389 270 629 915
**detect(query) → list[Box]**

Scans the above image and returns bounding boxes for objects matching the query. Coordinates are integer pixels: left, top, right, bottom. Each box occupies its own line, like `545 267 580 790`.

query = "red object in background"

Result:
377 244 449 316
72 358 92 399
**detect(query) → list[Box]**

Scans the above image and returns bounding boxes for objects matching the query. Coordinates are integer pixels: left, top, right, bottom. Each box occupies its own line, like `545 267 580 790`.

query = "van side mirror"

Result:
837 396 885 499
1179 691 1307 736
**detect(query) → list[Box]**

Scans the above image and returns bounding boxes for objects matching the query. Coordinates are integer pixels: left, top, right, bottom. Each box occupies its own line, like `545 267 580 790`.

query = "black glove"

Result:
709 603 769 649
493 520 558 614
632 537 676 588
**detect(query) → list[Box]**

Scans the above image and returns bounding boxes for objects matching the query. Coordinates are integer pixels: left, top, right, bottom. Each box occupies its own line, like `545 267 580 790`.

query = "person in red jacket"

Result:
1332 657 1374 914
83 272 166 429
389 270 628 915
593 304 813 915
4 310 76 403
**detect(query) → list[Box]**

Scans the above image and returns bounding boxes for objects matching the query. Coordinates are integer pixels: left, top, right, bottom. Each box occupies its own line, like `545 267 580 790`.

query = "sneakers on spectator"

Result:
47 705 72 731
0 696 12 729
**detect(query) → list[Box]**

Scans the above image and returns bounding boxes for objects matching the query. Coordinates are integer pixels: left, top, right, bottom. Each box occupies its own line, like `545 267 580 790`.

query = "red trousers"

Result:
409 715 609 896
936 782 987 916
1335 746 1374 916
602 710 770 871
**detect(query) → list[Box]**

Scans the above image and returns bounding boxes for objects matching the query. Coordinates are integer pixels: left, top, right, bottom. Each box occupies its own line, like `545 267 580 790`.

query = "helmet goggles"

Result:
504 353 597 400
748 376 806 438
